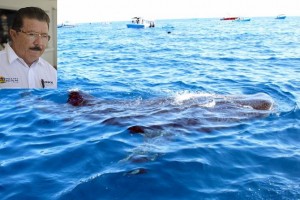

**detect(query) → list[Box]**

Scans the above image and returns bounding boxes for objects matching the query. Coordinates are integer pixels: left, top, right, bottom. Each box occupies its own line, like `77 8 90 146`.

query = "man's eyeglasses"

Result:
17 29 51 42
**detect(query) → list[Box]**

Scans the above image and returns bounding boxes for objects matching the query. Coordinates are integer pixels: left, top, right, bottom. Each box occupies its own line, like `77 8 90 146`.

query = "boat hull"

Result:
235 18 251 22
127 24 145 28
276 16 286 19
57 25 75 28
220 17 238 21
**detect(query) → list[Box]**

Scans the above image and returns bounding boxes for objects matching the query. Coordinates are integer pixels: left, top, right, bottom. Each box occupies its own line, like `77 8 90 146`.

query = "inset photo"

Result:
0 0 57 89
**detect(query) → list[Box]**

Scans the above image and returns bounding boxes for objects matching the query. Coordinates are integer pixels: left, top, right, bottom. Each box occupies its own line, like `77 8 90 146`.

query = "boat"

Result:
234 17 251 22
100 21 111 25
220 17 238 21
275 14 286 19
57 21 76 28
126 17 155 28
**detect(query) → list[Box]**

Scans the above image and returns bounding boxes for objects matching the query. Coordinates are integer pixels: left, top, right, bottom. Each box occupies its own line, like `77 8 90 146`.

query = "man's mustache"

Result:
29 46 42 51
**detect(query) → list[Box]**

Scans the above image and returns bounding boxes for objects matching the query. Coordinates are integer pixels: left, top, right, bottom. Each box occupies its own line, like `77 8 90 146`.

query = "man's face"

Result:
10 17 49 66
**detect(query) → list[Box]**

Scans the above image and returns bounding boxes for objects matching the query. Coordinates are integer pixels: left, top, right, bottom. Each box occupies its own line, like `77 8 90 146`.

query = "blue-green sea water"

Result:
1 17 300 199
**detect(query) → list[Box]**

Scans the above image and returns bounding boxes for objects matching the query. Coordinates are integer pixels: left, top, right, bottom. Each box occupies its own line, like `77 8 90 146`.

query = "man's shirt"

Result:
0 43 57 89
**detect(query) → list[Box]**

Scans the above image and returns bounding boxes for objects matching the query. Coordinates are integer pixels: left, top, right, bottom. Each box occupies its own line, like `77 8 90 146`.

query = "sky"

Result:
58 0 300 23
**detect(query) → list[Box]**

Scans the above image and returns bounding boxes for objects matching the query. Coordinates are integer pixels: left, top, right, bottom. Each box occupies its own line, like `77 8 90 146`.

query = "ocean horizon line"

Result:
58 15 299 24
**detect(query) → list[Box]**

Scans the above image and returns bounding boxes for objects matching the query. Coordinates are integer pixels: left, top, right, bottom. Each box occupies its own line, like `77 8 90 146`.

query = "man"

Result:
0 7 57 89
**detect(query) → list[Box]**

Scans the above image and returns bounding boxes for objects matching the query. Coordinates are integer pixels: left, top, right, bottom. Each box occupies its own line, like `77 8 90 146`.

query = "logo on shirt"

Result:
0 76 5 83
44 80 54 85
0 76 19 84
41 79 54 88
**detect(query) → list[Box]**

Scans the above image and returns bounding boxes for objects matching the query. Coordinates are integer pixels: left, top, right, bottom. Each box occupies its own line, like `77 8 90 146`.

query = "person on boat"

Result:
0 7 57 89
150 21 155 28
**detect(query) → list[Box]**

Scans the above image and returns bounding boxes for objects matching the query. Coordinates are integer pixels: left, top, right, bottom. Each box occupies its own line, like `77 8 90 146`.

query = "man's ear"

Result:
9 29 17 41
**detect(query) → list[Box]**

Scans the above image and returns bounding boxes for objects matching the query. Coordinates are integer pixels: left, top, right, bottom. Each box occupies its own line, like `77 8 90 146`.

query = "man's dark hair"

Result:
11 7 50 30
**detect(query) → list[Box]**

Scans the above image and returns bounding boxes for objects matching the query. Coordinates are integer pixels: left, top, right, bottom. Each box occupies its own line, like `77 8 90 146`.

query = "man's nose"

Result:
33 36 43 45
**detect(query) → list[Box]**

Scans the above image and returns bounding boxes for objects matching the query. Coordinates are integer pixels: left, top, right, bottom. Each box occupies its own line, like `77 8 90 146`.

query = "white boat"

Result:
275 14 286 19
126 17 155 29
100 21 111 25
57 21 76 28
234 17 251 22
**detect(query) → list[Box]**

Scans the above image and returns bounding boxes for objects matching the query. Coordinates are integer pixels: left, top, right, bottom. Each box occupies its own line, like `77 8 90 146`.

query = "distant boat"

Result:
57 21 76 28
234 17 251 22
275 14 286 19
220 17 238 21
100 21 111 25
126 17 155 28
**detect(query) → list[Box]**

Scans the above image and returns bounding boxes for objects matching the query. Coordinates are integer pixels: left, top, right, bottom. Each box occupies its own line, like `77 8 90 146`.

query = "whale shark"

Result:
67 90 274 134
66 90 274 172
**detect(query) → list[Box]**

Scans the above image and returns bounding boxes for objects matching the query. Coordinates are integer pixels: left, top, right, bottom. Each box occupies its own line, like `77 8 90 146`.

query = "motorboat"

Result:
127 23 146 28
275 14 286 19
234 17 251 22
220 17 238 21
126 17 155 28
57 21 76 28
